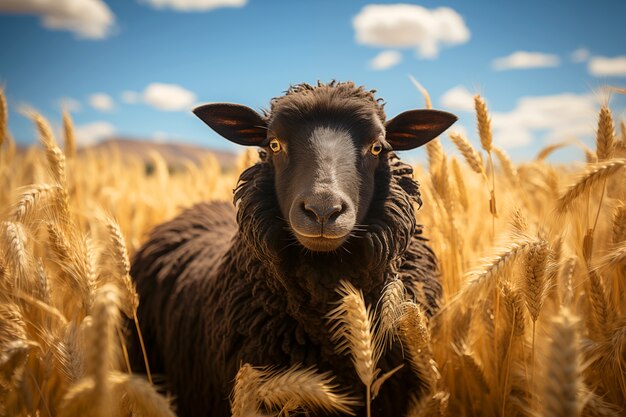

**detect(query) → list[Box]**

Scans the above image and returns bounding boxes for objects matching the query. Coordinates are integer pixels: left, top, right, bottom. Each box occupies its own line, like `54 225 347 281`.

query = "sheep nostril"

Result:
327 203 345 222
302 202 320 222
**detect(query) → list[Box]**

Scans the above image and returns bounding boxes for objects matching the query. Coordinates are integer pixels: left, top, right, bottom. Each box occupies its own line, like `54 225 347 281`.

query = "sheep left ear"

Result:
385 109 458 151
193 103 268 147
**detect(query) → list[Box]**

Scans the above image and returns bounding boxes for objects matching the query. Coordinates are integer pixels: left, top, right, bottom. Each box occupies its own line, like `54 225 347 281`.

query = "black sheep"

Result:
130 81 457 416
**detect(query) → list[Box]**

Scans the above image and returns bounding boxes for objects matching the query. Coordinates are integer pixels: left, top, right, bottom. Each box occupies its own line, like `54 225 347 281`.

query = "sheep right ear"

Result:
193 103 268 147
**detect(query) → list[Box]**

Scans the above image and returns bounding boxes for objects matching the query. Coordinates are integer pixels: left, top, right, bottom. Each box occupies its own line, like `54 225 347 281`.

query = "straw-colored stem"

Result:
133 311 153 385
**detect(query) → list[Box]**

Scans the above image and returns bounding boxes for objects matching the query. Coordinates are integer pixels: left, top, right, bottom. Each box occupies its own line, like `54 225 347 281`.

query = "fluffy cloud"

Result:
571 47 590 63
142 83 197 111
89 93 115 111
369 50 402 70
492 51 560 71
121 91 140 104
588 56 626 77
490 93 598 148
58 97 81 113
74 121 115 147
140 0 246 12
440 85 475 112
352 4 470 59
0 0 114 39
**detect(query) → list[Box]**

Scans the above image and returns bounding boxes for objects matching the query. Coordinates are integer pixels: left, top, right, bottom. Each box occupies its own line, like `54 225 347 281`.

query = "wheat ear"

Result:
328 281 379 417
231 363 262 417
586 270 614 340
11 184 61 223
110 372 176 417
556 159 626 213
256 364 358 415
493 146 518 185
522 240 550 322
596 106 615 161
542 308 581 417
1 221 32 290
399 302 438 390
62 110 76 159
378 278 406 346
85 284 121 417
105 216 139 317
612 204 626 243
451 157 469 212
449 132 486 177
475 95 493 152
456 239 533 303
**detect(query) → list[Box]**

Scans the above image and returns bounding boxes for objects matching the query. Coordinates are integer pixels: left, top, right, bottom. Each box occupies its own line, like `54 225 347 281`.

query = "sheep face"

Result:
193 83 457 252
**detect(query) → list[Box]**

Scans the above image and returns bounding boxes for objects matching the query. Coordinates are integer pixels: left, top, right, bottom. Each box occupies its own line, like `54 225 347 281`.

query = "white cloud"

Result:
571 47 590 63
121 91 140 104
58 97 81 113
89 93 115 111
74 121 115 147
0 0 114 39
492 51 560 71
140 0 246 12
142 83 197 111
352 4 470 59
491 93 598 148
588 56 626 77
369 50 402 70
440 85 475 112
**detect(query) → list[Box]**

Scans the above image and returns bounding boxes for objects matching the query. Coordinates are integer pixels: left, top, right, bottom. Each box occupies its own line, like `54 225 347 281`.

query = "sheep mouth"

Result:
293 232 349 252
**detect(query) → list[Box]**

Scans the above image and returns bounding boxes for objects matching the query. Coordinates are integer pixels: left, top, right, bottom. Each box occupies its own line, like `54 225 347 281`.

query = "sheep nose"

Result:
302 198 345 224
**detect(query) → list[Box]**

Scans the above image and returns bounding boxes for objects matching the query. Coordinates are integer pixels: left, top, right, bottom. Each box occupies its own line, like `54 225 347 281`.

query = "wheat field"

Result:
0 86 625 417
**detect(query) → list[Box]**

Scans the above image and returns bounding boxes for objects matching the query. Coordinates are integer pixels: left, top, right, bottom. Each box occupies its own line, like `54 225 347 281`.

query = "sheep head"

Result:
193 82 456 252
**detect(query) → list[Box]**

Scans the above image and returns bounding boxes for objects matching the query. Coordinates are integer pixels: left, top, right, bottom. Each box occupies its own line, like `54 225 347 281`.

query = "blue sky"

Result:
1 0 626 162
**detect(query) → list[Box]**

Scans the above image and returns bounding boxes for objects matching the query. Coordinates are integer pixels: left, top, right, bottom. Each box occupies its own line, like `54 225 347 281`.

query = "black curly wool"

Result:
130 89 441 417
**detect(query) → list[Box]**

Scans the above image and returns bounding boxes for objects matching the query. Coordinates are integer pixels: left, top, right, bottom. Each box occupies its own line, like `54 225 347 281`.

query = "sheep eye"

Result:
370 141 383 156
269 138 282 153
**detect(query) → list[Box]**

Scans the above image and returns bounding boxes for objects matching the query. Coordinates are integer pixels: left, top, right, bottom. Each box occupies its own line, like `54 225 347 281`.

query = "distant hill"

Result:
84 138 239 171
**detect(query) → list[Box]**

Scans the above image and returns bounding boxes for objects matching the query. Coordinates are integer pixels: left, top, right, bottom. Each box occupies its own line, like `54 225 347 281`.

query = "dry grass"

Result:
0 86 624 416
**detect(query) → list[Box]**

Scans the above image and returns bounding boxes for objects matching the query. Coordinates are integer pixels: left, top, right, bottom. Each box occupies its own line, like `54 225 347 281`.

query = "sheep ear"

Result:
385 109 457 151
193 103 268 146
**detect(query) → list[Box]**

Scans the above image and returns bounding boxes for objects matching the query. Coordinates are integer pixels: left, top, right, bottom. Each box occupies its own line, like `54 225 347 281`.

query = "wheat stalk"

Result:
0 87 7 148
